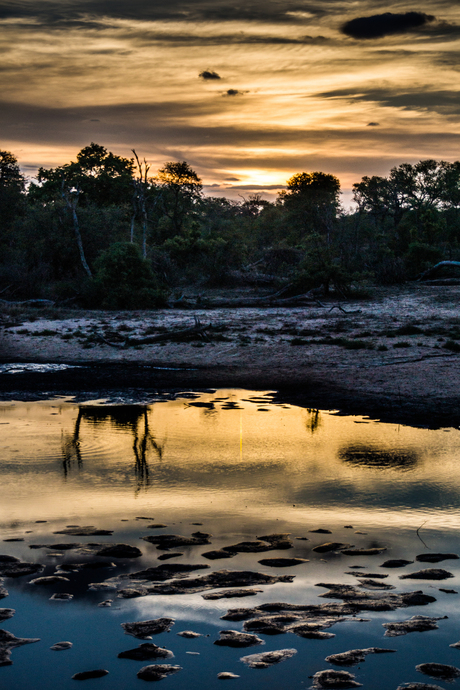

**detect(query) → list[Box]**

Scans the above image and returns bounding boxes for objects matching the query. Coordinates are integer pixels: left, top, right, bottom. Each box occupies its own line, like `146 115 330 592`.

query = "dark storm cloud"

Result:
199 71 221 80
341 12 435 40
317 87 460 115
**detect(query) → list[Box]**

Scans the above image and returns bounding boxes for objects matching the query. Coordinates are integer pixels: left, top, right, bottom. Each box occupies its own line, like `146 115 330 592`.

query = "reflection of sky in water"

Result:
1 391 460 689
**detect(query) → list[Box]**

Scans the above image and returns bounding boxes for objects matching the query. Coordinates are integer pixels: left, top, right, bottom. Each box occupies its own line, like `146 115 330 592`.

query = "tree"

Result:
0 150 25 242
155 161 202 236
279 171 341 241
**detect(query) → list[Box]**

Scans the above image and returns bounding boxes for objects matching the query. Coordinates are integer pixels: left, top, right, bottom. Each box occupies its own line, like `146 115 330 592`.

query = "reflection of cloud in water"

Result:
339 445 418 471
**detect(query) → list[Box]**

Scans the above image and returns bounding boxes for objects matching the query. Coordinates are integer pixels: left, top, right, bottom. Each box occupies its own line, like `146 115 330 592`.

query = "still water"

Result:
1 390 460 689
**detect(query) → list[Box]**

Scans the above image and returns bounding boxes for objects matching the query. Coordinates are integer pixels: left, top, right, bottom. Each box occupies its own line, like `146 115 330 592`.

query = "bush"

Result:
85 242 168 309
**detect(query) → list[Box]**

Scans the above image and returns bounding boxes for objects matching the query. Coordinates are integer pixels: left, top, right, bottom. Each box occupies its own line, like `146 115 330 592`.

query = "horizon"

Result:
2 0 460 204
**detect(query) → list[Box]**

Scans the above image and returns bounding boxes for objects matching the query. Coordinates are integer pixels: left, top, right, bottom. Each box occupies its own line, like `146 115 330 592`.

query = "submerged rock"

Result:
158 553 183 561
345 572 388 579
121 618 175 639
72 669 109 680
54 526 113 536
315 583 436 610
396 684 445 690
214 630 264 648
142 533 212 550
399 569 454 581
325 647 396 666
313 543 351 553
118 643 174 660
128 563 209 581
142 569 294 596
341 548 386 556
416 663 460 680
312 669 362 688
203 589 262 600
98 600 113 607
217 672 240 679
0 629 40 666
95 544 142 558
202 550 235 560
240 648 297 669
381 559 413 568
50 641 72 651
0 561 44 578
257 558 308 567
309 529 332 534
29 576 69 585
357 579 395 590
50 593 73 601
136 664 182 681
415 553 459 563
0 609 14 622
383 615 447 637
177 631 203 639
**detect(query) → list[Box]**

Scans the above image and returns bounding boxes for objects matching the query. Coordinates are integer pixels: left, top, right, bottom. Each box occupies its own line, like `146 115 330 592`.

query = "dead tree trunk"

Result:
61 179 92 278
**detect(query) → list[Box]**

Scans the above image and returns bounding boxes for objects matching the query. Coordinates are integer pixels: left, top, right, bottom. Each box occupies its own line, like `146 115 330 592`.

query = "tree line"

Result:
1 143 460 308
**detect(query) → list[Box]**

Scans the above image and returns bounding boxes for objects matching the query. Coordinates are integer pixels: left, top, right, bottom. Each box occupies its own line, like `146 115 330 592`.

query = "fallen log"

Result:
417 261 460 281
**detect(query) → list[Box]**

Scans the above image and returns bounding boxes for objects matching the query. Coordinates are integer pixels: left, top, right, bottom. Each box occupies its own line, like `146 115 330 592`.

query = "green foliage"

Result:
404 242 443 278
87 242 168 309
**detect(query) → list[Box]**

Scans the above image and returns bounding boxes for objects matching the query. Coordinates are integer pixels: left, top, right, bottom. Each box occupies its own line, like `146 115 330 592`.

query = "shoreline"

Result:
1 284 460 428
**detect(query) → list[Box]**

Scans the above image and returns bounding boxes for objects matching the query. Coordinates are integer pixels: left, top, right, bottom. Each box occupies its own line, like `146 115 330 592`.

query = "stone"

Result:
416 663 460 680
202 589 262 600
118 643 174 660
380 559 413 568
50 641 72 651
217 672 240 679
158 553 183 561
345 572 388 579
95 544 142 558
0 609 14 622
143 569 294 596
396 684 445 690
240 648 297 668
98 600 113 607
54 526 113 536
383 615 447 637
142 533 212 550
202 550 235 560
399 569 454 581
121 618 175 639
29 576 70 585
128 563 209 581
0 629 40 666
312 669 362 688
0 562 44 578
177 631 203 638
357 579 395 590
147 524 168 529
313 543 351 553
72 669 109 680
415 553 459 563
341 548 386 556
50 593 73 601
309 529 332 534
257 558 308 567
136 664 181 681
325 647 396 666
214 630 263 648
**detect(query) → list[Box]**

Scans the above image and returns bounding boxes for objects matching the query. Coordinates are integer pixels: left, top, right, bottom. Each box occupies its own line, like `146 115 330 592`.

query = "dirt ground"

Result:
1 284 459 427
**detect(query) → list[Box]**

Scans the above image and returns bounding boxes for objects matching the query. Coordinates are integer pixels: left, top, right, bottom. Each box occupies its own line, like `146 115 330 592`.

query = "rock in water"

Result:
0 609 14 622
416 663 460 680
72 669 109 680
312 669 362 688
0 629 40 666
240 648 297 669
400 569 454 580
136 664 182 681
118 643 174 660
217 672 240 679
121 618 175 639
214 630 263 648
95 544 142 558
50 641 73 651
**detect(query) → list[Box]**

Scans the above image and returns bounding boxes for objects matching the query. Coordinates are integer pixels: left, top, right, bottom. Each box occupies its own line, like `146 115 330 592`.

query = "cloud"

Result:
317 87 460 115
199 70 221 80
224 89 241 96
367 122 380 126
341 12 435 40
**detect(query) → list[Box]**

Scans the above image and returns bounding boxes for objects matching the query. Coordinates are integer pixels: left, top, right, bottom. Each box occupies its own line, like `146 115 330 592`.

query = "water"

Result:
1 390 460 689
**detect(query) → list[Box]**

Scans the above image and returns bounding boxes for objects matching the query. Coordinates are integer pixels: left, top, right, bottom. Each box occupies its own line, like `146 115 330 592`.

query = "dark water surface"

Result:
1 390 460 689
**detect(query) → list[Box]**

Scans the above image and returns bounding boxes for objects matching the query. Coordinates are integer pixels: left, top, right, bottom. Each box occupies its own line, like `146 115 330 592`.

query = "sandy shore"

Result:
1 284 459 427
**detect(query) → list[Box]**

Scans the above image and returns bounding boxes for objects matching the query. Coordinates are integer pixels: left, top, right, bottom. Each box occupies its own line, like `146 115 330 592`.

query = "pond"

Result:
1 389 460 689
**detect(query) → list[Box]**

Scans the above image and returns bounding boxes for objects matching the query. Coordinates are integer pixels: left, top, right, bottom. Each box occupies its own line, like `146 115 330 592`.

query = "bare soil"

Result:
1 284 459 427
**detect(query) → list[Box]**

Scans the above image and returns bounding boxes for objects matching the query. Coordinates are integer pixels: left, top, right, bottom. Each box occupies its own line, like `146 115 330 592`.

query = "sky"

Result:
1 0 460 203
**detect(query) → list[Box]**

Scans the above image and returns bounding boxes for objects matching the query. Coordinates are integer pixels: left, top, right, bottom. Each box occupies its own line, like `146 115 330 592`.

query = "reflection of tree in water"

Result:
61 406 166 491
305 409 321 434
339 444 418 471
61 408 83 477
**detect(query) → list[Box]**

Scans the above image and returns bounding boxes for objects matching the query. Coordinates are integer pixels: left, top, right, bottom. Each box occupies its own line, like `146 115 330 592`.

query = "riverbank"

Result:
1 284 459 427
